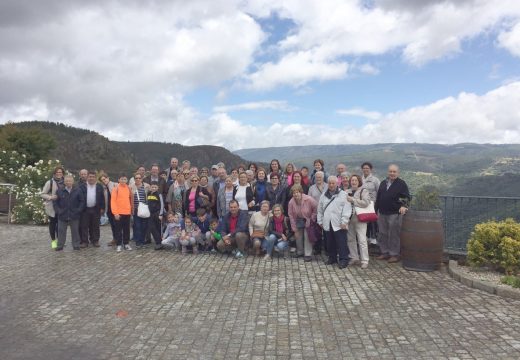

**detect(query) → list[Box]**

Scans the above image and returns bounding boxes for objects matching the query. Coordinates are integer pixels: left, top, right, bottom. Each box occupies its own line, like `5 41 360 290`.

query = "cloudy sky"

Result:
1 0 520 150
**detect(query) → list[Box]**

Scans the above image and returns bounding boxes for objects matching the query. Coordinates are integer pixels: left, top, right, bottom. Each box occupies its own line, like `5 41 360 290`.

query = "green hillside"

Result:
2 121 249 176
234 144 520 196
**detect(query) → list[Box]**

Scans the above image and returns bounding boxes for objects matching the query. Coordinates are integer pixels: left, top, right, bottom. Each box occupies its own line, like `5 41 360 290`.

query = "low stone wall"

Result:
448 260 520 301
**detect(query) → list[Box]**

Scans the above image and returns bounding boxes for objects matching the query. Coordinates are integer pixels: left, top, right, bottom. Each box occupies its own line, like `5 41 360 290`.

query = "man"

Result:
375 164 410 263
167 157 180 182
143 164 167 197
54 175 85 251
212 167 227 195
335 164 347 177
317 176 352 269
209 165 219 187
79 171 105 248
78 169 88 184
217 200 250 258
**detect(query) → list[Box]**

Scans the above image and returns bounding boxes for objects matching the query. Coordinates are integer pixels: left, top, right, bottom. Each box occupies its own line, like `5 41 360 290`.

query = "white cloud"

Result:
498 22 520 57
213 100 295 113
337 108 382 120
242 0 520 89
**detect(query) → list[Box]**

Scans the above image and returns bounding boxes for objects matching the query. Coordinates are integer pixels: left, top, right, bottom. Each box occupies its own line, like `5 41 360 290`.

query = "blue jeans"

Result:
276 239 289 252
133 216 149 246
262 234 277 255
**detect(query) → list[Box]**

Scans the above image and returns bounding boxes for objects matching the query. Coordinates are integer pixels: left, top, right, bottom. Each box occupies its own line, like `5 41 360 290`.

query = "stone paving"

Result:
1 224 519 360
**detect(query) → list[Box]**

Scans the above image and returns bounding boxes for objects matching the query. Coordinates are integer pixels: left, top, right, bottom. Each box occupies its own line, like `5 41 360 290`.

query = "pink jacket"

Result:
288 194 317 232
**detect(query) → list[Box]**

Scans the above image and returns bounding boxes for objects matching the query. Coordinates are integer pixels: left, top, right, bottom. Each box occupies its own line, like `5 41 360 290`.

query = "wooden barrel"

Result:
400 210 444 272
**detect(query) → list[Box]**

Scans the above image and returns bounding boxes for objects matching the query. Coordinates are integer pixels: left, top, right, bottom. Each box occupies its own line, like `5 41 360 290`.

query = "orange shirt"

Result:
111 184 132 216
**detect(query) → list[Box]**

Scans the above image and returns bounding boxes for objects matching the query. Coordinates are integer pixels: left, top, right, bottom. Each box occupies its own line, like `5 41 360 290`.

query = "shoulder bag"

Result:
136 188 150 218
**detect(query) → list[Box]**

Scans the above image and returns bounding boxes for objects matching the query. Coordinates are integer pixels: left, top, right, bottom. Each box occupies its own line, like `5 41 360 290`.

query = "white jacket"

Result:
317 189 352 232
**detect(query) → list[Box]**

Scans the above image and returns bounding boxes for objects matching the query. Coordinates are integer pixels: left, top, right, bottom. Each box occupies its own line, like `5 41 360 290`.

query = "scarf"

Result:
274 215 285 234
53 176 65 191
324 187 340 199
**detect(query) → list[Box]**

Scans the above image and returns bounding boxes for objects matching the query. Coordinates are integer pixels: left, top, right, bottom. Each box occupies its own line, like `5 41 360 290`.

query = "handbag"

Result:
135 188 150 218
251 216 269 238
355 189 378 223
295 217 306 229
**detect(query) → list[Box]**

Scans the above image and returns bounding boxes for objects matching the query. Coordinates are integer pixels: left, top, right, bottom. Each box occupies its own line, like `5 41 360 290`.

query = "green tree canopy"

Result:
0 123 56 165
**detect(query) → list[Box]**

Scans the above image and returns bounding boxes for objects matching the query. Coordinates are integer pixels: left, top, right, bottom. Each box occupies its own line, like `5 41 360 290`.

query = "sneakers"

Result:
116 245 122 252
51 239 58 249
387 256 400 263
303 256 312 262
361 263 368 269
349 259 361 266
124 244 132 251
181 246 187 254
264 254 271 260
154 244 164 250
376 254 390 260
235 250 244 259
210 248 217 254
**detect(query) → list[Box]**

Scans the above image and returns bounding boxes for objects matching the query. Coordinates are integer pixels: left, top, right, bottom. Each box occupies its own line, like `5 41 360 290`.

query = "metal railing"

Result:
0 183 16 225
440 195 520 254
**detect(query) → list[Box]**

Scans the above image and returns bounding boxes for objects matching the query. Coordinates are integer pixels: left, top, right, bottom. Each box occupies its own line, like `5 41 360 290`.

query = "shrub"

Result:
0 150 62 225
411 185 440 211
467 219 520 275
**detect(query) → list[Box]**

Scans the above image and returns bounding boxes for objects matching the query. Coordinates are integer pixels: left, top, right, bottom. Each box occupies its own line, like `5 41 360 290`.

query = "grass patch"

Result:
501 275 520 288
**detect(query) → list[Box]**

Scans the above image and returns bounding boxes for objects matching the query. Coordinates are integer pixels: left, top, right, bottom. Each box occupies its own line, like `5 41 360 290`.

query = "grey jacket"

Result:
317 189 352 232
362 174 380 202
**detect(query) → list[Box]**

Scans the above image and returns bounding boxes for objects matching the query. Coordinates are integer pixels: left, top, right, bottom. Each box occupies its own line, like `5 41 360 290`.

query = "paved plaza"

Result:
1 224 519 360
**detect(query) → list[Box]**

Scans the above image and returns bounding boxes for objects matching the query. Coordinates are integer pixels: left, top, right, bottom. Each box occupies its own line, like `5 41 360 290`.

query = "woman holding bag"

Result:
346 175 371 269
288 185 317 262
40 166 65 249
249 200 271 258
130 173 150 249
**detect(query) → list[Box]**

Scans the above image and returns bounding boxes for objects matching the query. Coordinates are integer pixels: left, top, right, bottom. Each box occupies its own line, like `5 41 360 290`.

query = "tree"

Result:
0 123 56 165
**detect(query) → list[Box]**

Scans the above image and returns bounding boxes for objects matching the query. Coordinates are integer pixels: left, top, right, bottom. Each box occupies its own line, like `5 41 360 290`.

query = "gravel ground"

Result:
456 264 504 285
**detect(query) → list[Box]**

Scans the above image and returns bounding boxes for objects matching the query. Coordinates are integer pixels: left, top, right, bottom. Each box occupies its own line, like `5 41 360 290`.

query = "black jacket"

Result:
375 177 410 215
54 186 86 221
147 191 164 215
80 183 105 210
183 186 211 216
266 183 286 209
268 216 293 239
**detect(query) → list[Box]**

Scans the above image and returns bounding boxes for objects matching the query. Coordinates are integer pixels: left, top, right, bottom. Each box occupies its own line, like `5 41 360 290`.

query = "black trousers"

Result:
325 225 349 265
149 213 162 245
114 215 131 246
80 207 101 245
48 215 58 240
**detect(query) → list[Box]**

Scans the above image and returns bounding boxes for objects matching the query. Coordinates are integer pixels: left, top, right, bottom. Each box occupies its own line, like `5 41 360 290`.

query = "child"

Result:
180 217 201 254
147 181 165 250
161 212 182 250
207 218 222 253
111 174 133 252
194 208 212 252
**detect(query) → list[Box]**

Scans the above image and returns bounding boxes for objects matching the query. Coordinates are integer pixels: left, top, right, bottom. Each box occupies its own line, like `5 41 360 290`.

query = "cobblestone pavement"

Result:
1 224 519 360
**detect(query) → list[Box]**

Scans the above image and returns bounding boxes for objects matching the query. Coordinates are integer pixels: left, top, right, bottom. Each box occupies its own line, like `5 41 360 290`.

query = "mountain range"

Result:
234 144 520 196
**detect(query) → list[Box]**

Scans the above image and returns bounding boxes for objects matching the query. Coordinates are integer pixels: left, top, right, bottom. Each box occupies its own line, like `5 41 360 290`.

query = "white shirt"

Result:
235 185 248 210
86 183 96 207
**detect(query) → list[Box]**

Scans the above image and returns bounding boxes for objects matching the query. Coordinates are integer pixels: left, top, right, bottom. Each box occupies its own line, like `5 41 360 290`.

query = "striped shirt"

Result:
133 186 147 214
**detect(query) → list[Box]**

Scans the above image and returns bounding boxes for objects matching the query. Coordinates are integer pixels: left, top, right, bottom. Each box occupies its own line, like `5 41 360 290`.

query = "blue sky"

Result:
1 0 520 149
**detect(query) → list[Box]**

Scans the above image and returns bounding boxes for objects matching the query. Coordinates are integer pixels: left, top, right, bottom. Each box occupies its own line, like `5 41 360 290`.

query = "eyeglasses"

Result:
183 173 189 176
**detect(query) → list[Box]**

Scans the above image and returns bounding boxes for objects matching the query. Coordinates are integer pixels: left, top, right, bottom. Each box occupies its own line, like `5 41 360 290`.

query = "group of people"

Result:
41 157 410 268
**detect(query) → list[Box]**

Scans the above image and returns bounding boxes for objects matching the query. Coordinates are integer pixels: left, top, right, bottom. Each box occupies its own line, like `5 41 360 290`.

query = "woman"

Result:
233 172 254 211
311 159 329 184
99 173 118 246
252 168 269 211
266 173 286 209
248 163 258 176
267 204 293 258
199 175 215 216
346 175 370 269
249 200 271 258
361 162 381 245
40 165 65 249
285 171 309 213
130 173 150 248
268 159 286 185
288 185 317 262
285 163 296 187
230 168 239 186
339 172 350 191
301 167 310 187
166 172 186 214
308 170 326 255
183 175 211 220
165 169 178 196
217 176 235 219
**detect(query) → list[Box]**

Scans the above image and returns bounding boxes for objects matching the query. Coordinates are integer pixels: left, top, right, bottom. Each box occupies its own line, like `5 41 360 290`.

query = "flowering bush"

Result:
0 150 62 225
